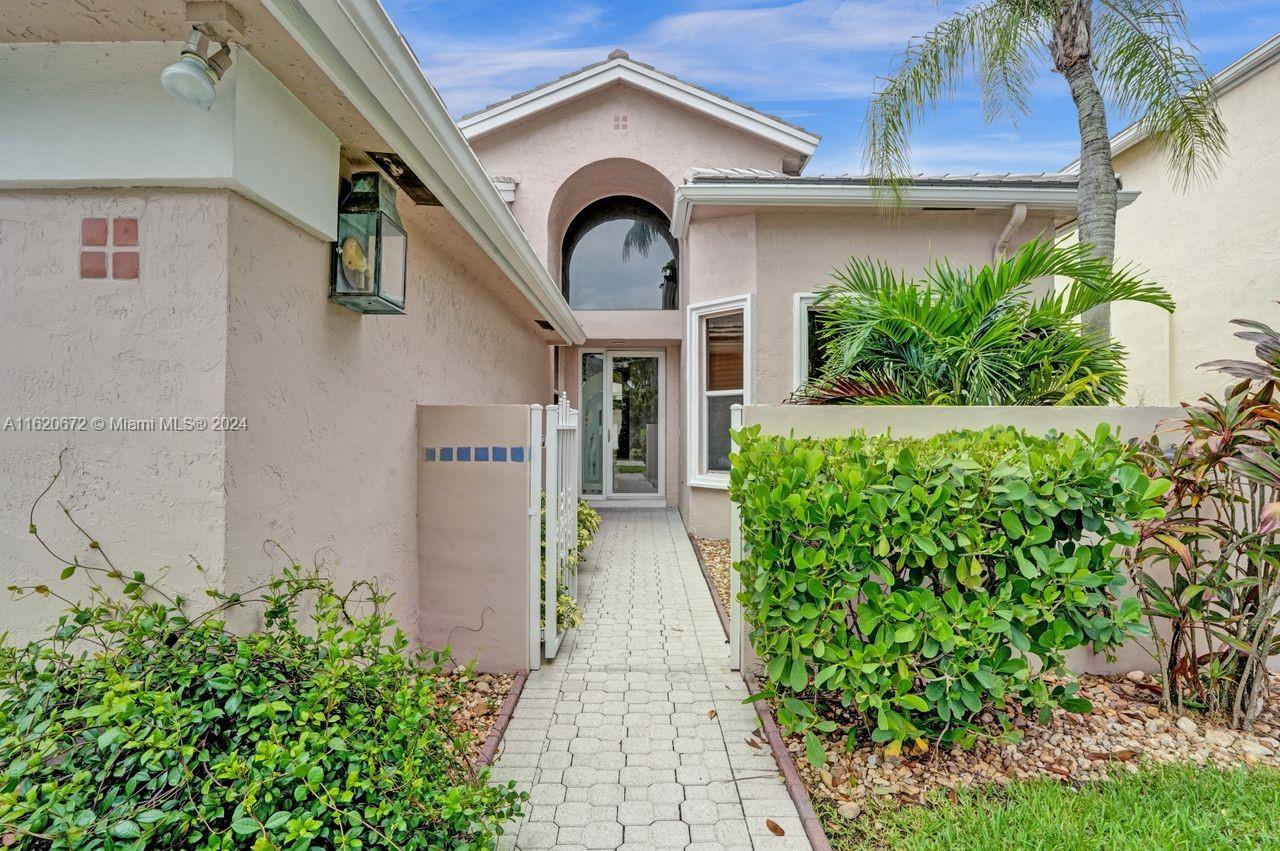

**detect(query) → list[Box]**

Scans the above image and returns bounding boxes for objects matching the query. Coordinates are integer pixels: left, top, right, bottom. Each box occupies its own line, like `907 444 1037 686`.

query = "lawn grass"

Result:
819 763 1280 850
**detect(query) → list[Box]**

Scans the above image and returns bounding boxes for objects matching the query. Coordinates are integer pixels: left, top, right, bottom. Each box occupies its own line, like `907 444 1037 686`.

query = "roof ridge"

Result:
457 51 819 141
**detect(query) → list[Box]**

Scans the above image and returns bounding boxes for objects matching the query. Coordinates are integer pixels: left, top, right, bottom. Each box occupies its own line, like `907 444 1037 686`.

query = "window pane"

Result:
580 353 604 496
706 393 743 472
706 312 743 391
563 197 677 310
805 307 831 381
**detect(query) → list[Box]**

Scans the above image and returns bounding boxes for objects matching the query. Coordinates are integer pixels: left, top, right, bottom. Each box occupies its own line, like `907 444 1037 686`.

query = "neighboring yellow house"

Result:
1087 33 1280 405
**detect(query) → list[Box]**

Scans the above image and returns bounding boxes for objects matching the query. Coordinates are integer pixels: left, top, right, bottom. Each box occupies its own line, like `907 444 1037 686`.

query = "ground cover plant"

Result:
730 423 1164 756
793 239 1173 405
818 763 1280 851
0 475 523 850
540 498 601 630
1125 313 1280 727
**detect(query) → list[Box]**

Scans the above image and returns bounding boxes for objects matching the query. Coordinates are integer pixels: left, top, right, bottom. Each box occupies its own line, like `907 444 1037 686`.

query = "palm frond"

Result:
1094 0 1228 188
799 238 1172 406
863 1 1047 202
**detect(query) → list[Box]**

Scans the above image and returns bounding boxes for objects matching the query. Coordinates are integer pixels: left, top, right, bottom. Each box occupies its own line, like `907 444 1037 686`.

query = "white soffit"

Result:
458 55 820 158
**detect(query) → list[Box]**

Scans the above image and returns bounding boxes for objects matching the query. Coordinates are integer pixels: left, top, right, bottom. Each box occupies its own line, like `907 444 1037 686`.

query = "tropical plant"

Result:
1123 314 1280 728
1 475 523 849
793 238 1173 405
865 0 1227 333
730 424 1159 756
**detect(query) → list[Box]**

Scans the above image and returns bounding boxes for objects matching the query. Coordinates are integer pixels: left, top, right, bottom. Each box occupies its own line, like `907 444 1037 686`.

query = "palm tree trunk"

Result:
1051 0 1117 337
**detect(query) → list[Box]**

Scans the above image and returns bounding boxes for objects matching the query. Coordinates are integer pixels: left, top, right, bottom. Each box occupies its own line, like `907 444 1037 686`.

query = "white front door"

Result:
580 350 665 502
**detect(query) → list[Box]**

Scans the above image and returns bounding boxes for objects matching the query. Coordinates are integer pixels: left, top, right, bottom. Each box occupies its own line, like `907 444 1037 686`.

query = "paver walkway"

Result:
491 508 810 850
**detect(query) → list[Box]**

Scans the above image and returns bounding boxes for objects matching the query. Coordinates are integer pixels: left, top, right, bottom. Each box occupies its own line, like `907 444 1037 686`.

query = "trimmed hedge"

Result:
730 424 1165 753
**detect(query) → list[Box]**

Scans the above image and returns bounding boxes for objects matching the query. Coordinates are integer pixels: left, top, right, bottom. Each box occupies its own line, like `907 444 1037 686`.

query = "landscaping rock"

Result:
782 673 1280 821
1126 670 1146 683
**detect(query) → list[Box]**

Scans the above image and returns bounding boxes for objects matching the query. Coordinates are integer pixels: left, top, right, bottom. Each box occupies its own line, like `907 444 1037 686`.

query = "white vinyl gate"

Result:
529 395 581 665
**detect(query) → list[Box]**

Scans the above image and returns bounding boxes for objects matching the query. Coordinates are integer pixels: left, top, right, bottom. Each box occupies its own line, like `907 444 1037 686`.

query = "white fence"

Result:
529 394 581 665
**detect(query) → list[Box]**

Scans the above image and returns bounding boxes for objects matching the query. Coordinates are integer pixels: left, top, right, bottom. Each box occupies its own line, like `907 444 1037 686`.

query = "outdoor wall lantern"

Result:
330 171 408 315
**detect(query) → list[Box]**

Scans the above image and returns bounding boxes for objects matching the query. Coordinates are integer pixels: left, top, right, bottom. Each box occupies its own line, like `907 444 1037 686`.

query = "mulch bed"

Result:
782 672 1280 826
692 536 732 617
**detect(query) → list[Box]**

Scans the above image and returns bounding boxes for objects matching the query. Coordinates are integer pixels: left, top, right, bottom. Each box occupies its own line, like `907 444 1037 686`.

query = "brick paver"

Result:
491 508 810 850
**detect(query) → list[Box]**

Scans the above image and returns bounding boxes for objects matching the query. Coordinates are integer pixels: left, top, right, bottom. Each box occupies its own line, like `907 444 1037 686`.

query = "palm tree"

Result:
793 238 1173 406
865 0 1226 334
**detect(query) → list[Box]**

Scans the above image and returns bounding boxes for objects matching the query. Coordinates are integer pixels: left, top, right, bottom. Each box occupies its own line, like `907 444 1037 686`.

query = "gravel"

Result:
447 670 515 763
782 672 1280 820
693 537 731 617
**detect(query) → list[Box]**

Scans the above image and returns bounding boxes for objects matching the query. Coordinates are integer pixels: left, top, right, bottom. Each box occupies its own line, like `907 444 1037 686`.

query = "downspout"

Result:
994 203 1027 265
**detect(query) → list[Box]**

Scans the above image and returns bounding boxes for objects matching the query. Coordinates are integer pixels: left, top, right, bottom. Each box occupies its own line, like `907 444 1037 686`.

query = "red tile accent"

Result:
112 217 139 246
81 218 108 246
111 251 139 280
80 251 108 279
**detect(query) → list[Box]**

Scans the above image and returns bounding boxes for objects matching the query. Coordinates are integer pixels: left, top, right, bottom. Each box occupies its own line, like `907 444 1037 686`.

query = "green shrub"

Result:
730 424 1164 755
0 561 524 849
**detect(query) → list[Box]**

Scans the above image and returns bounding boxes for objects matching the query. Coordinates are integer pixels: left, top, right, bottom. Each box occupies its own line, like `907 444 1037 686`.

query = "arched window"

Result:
561 196 678 310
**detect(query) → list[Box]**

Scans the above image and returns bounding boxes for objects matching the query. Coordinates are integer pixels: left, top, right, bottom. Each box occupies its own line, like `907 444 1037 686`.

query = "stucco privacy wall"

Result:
417 405 536 672
223 194 554 635
0 190 231 645
467 83 796 269
1109 57 1280 406
0 42 339 240
679 206 1058 537
735 404 1182 675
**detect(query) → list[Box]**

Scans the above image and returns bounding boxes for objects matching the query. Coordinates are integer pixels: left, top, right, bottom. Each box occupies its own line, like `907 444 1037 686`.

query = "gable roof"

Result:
1065 31 1280 170
457 50 820 163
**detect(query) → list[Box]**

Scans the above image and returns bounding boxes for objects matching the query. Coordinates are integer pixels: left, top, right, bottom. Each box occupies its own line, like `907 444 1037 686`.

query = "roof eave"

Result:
671 182 1138 238
458 58 820 157
260 0 585 345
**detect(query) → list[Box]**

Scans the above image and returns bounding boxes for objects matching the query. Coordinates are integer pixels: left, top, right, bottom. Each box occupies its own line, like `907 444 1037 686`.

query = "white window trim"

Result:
792 292 820 391
686 294 752 490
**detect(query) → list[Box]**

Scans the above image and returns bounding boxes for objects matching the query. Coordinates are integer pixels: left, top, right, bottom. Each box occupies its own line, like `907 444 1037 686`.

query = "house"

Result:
0 0 584 645
1083 33 1280 405
0 0 1120 647
462 51 1126 536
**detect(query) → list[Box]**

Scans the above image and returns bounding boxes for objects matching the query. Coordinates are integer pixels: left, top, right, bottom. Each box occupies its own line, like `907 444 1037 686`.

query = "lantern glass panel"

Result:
378 213 407 308
335 212 377 296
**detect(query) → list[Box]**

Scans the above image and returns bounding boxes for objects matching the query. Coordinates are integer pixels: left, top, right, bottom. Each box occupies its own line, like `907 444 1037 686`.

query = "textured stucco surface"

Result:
1 187 554 646
469 82 796 270
224 194 553 637
1110 58 1280 405
679 205 1057 537
0 43 340 239
0 190 231 644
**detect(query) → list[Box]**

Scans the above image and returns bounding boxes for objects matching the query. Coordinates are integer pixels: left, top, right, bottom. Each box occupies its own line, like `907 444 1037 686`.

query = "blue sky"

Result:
384 0 1280 175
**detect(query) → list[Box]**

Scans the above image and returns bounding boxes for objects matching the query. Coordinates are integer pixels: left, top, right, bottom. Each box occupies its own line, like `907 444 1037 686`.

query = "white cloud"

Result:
399 0 967 114
811 133 1081 176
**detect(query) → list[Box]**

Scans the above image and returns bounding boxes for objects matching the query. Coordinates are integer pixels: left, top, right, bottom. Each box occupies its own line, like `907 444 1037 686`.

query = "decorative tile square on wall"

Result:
422 446 526 463
80 215 140 281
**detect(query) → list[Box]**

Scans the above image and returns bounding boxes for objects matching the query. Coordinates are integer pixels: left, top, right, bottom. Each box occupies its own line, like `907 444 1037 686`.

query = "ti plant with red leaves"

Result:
1125 315 1280 729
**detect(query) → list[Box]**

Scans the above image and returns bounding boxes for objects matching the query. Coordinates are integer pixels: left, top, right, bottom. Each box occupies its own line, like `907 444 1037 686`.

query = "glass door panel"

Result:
607 355 660 496
580 353 605 496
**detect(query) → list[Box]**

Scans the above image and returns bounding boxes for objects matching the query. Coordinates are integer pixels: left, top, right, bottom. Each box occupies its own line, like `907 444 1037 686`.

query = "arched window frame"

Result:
561 196 679 310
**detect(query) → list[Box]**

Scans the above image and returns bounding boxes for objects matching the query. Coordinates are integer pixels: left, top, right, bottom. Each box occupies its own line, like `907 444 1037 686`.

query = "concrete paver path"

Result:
491 508 810 850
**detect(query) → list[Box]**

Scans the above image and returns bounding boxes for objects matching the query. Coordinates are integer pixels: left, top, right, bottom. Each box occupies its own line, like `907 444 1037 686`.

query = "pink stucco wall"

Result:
223 194 553 636
0 189 232 644
0 187 554 646
680 205 1058 537
469 83 795 271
